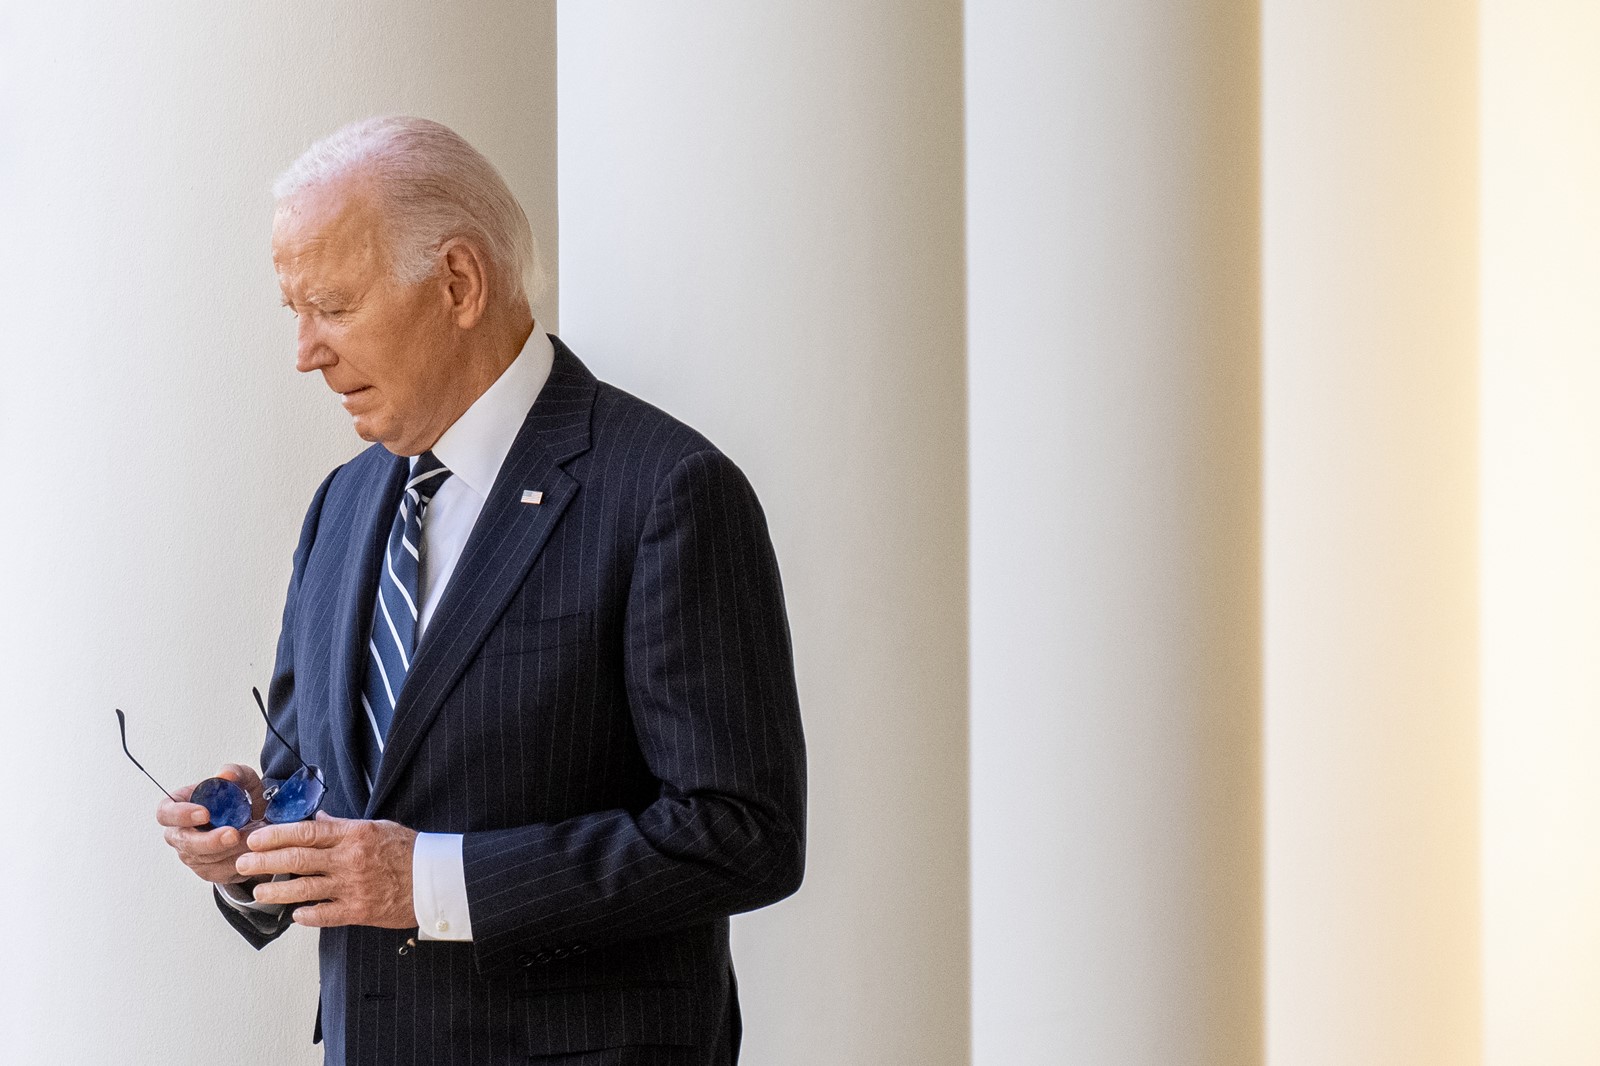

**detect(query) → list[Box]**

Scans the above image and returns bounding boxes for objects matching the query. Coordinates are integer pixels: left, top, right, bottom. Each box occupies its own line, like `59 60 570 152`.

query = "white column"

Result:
0 5 555 1062
1480 2 1600 1063
556 4 968 1064
966 2 1262 1064
1261 1 1480 1062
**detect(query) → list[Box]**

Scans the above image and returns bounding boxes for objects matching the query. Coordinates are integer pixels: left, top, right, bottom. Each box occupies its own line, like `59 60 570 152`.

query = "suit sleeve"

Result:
462 449 807 975
214 466 340 949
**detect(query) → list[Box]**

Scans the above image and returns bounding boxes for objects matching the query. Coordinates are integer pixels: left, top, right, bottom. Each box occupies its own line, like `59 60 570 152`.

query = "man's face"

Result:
272 180 458 456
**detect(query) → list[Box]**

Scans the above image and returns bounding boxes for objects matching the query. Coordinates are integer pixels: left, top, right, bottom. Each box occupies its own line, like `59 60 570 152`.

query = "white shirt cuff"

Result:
413 832 473 941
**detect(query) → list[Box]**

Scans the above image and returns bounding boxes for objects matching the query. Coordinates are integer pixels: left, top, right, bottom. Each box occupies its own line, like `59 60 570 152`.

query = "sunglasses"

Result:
116 687 326 829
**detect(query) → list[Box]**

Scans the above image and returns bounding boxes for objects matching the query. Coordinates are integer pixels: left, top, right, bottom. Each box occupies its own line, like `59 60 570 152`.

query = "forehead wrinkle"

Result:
271 183 396 324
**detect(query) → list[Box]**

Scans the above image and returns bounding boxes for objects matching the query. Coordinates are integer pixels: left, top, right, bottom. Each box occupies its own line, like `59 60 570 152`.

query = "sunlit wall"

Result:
968 1 1262 1062
556 5 971 1064
1 2 1597 1064
1480 2 1600 1062
1262 0 1482 1062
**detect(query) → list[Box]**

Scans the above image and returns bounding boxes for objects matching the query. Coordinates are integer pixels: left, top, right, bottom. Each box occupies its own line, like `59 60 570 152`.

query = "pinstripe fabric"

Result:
215 338 805 1066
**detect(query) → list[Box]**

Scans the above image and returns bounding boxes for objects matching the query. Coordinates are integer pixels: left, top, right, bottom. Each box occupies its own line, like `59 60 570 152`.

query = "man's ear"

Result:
439 238 490 329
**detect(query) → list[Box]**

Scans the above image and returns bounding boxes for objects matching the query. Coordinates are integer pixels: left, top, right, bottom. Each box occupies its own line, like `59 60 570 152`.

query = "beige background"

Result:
3 1 1599 1064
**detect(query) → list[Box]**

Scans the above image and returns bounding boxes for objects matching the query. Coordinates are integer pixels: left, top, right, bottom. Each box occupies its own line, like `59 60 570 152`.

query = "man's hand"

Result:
238 812 417 929
155 763 266 885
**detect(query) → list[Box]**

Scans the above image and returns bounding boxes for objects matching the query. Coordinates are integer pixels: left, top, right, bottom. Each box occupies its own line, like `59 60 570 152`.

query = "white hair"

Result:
274 115 545 308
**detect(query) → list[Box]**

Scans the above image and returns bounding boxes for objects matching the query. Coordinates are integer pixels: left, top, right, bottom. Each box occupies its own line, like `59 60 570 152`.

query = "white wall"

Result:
556 5 970 1064
0 4 556 1062
966 2 1262 1063
1480 2 1600 1062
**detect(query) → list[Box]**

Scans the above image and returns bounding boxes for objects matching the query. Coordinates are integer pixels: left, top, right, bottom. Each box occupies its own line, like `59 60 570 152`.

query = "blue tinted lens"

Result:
190 777 252 829
265 766 325 823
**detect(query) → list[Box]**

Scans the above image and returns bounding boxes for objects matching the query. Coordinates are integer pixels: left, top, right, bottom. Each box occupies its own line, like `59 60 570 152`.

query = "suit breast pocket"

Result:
479 610 596 660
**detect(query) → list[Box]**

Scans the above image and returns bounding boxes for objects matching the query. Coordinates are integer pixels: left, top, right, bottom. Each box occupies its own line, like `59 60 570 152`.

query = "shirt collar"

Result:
414 325 556 498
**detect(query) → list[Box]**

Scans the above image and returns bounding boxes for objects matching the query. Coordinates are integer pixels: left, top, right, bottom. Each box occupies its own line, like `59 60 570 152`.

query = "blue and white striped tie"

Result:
359 451 451 790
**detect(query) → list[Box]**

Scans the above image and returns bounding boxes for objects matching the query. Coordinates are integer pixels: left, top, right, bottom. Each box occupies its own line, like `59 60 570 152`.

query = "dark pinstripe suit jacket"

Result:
217 338 806 1065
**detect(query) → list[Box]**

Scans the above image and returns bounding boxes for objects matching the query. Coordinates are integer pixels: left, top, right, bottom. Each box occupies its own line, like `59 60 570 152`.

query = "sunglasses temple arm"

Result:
252 686 311 775
114 709 178 803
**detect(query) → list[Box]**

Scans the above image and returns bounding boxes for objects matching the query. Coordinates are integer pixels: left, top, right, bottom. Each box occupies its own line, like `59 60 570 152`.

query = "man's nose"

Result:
295 316 333 373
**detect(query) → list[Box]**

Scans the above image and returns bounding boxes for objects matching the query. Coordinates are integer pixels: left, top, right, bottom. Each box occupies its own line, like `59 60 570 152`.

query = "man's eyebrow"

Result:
283 289 351 309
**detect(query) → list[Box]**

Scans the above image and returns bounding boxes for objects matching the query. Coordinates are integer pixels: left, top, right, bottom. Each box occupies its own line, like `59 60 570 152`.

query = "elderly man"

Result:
154 116 806 1066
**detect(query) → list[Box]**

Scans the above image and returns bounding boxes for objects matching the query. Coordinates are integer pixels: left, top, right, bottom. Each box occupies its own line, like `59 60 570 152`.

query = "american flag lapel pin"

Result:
521 489 544 505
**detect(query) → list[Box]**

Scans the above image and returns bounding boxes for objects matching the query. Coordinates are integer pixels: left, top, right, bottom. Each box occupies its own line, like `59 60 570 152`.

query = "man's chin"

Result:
350 412 432 456
349 418 397 451
368 429 425 458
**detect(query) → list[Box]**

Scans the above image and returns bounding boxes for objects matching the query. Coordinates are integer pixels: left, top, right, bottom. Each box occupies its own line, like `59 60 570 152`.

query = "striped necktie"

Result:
359 451 451 789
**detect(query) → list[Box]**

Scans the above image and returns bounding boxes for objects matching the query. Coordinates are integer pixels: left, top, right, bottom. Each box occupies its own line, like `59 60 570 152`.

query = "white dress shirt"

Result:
220 326 555 941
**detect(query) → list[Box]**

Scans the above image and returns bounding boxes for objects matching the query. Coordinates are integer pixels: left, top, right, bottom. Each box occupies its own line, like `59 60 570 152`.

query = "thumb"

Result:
218 763 263 794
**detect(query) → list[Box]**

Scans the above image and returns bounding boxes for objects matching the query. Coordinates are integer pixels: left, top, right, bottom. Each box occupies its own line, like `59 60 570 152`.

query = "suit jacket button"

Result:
571 943 588 955
517 953 535 968
534 950 553 964
552 947 569 959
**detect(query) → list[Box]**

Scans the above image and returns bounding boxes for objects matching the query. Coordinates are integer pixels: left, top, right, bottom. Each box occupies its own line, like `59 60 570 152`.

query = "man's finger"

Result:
164 824 244 855
248 815 347 852
218 763 262 790
291 901 350 928
253 874 333 906
238 844 327 878
156 800 213 829
178 844 246 871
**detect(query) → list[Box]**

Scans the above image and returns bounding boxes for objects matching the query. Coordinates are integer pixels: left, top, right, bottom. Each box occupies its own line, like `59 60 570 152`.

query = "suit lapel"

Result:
328 450 408 814
366 340 596 816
